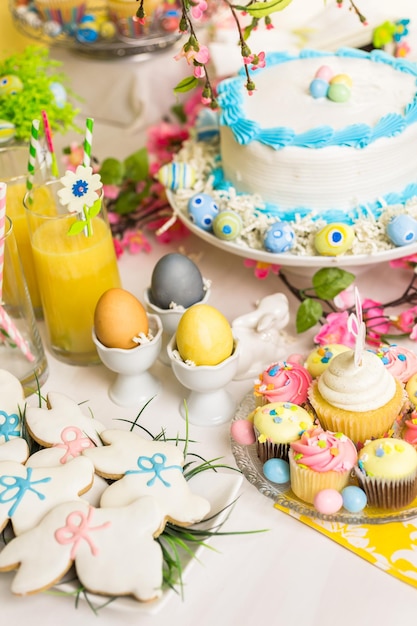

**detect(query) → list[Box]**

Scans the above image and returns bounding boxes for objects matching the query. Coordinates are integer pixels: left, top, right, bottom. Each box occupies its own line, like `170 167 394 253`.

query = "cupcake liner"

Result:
288 450 351 504
34 0 86 25
309 379 405 446
355 467 417 509
256 440 290 464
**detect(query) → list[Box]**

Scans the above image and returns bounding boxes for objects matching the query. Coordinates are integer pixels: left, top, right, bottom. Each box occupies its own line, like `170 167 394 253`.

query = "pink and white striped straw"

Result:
0 306 35 362
0 182 7 301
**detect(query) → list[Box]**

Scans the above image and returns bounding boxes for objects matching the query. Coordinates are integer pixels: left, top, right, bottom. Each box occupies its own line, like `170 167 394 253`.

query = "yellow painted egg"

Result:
406 373 417 407
176 304 234 366
314 223 355 256
94 288 149 350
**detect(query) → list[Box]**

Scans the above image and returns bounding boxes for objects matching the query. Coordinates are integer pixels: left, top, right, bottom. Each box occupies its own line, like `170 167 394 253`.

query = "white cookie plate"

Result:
56 472 243 614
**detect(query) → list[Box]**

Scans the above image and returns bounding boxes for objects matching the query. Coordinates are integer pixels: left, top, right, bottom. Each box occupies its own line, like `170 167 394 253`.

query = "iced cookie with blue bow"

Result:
0 370 26 445
0 497 164 602
83 429 211 527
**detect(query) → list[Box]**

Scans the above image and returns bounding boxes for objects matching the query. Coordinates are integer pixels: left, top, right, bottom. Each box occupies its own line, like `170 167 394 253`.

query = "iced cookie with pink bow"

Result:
0 456 94 535
25 392 106 463
83 429 211 528
0 497 164 602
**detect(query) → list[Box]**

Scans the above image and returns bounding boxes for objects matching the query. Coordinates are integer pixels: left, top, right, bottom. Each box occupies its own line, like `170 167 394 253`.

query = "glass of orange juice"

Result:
24 178 121 366
0 145 48 317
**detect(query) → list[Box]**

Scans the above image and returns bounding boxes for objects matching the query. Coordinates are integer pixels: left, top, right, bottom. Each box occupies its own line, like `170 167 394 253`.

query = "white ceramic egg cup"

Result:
167 335 240 427
92 313 163 407
143 286 211 366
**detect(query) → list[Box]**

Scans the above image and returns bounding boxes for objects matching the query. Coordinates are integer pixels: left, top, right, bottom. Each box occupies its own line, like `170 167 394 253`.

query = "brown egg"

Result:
94 288 149 349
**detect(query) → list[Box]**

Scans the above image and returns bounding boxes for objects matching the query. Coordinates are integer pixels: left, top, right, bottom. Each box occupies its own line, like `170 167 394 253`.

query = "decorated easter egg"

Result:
195 108 219 141
150 252 205 309
263 458 290 484
76 14 99 43
212 210 242 241
309 78 329 99
315 65 333 81
330 73 352 89
157 162 197 190
43 20 62 37
230 419 256 445
99 20 116 39
188 192 219 231
49 82 67 108
327 82 350 103
0 120 16 144
0 75 23 96
314 489 343 515
341 485 367 513
314 223 354 256
386 214 417 246
94 288 149 350
176 304 234 366
264 221 295 253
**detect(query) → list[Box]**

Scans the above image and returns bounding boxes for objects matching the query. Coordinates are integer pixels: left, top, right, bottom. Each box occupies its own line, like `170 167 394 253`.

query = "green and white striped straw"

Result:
83 117 94 168
27 119 40 193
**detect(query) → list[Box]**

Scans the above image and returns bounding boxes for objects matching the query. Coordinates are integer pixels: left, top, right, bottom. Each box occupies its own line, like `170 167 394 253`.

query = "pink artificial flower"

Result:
392 305 417 333
266 22 274 30
395 41 411 57
243 52 265 70
362 298 390 339
175 44 209 66
147 216 190 243
389 253 417 270
313 311 356 347
103 184 120 200
190 0 208 20
243 259 280 279
410 324 417 341
146 122 189 167
113 238 124 259
193 65 206 79
61 142 84 172
333 285 356 310
201 96 212 105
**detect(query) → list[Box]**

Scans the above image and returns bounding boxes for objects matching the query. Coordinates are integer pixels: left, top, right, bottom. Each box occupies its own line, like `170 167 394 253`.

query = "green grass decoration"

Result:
0 46 80 142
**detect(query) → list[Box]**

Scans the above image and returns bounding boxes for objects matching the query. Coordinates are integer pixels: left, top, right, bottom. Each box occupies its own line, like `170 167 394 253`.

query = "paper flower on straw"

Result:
347 287 366 368
57 165 102 214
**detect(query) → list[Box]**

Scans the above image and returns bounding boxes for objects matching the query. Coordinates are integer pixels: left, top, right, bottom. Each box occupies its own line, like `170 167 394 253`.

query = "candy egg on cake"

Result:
167 304 239 425
92 288 162 407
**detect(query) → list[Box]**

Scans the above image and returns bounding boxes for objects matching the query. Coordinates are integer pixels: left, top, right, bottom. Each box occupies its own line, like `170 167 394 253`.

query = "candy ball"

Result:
327 82 351 103
230 419 256 445
188 193 219 231
386 214 417 246
309 78 329 99
330 73 352 89
264 221 295 253
341 485 367 513
263 458 290 484
176 304 234 366
314 489 343 515
157 162 197 190
315 65 333 82
0 120 16 144
314 223 355 256
212 210 242 241
149 253 205 309
0 75 23 96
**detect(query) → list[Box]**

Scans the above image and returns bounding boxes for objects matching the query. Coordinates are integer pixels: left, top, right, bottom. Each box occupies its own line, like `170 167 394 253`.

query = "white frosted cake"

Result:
217 47 417 223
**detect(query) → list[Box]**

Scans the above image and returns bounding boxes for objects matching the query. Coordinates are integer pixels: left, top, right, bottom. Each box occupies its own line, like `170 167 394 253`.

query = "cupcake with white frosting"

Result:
308 349 405 446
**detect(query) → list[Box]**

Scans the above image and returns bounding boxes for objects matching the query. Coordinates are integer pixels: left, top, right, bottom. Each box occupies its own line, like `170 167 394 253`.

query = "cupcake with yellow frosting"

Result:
355 438 417 509
305 344 350 378
308 349 405 446
288 426 357 504
251 401 315 463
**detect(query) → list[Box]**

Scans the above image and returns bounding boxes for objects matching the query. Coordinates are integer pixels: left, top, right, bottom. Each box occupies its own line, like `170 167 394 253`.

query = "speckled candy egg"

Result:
264 221 295 253
327 82 351 103
314 223 354 256
212 210 242 241
263 458 290 484
0 120 16 144
314 489 343 514
188 193 219 231
176 304 234 366
150 253 205 309
0 75 23 96
386 214 417 246
94 288 149 350
341 485 367 513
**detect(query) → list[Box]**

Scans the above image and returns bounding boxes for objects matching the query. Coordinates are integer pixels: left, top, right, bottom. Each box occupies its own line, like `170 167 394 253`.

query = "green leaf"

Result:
174 76 199 94
312 268 355 300
114 190 141 215
235 0 293 18
296 298 323 333
86 198 102 220
67 220 87 236
123 148 149 182
99 158 124 186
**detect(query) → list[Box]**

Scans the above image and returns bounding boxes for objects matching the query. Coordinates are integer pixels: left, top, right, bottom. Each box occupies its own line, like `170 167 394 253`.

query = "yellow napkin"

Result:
274 502 417 588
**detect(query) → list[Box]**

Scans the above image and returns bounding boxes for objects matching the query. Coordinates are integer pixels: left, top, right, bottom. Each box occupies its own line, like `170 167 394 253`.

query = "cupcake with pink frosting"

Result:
254 361 312 407
370 344 417 383
288 426 357 504
403 411 417 446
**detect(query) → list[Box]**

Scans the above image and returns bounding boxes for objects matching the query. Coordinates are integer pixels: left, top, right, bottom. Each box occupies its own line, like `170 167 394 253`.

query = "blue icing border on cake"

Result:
217 47 417 150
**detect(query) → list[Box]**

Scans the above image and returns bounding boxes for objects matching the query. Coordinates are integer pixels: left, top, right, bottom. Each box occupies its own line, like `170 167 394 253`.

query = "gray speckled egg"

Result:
150 253 205 309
